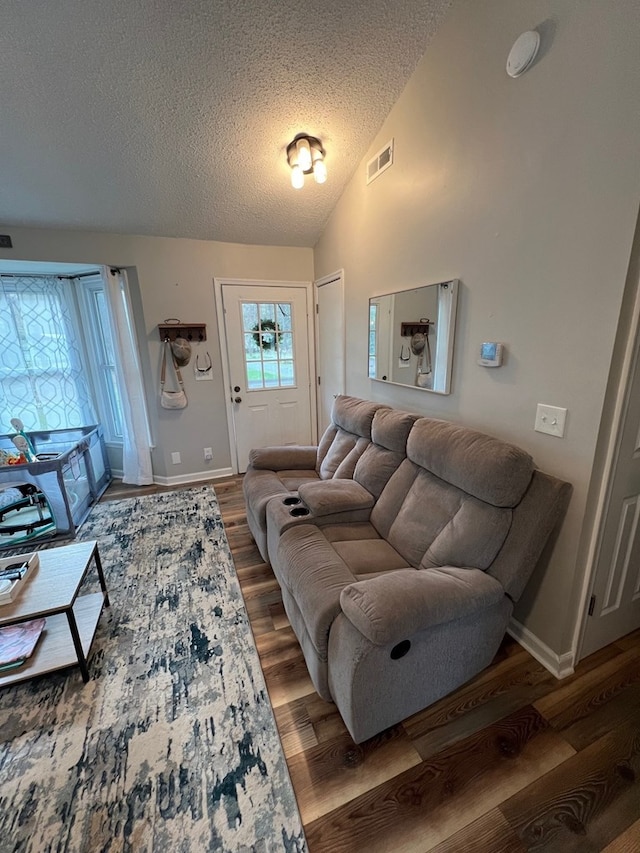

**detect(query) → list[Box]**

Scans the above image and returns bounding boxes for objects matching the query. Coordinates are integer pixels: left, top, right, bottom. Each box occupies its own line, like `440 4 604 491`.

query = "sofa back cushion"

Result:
317 396 388 480
369 419 535 570
407 418 534 507
371 460 512 570
353 408 421 497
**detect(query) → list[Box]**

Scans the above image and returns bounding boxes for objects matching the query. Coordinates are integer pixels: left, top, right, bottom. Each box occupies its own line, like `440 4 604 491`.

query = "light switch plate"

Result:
535 404 567 438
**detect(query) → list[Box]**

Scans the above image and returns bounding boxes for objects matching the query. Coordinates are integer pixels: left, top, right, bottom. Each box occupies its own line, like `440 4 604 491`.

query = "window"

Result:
241 302 296 390
369 302 378 377
0 272 124 443
79 276 125 441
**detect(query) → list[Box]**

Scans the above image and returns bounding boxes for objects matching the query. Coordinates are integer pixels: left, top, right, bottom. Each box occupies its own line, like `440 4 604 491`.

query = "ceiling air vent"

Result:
366 139 394 185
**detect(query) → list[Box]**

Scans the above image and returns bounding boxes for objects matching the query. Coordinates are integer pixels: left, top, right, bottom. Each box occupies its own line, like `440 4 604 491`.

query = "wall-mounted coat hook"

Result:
158 319 207 343
401 319 433 337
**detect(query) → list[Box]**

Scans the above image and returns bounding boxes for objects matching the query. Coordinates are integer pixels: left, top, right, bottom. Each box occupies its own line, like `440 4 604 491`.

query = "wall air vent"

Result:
366 139 394 185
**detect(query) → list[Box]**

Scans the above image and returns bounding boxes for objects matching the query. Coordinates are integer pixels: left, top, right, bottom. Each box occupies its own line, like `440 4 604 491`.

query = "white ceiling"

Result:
1 0 452 248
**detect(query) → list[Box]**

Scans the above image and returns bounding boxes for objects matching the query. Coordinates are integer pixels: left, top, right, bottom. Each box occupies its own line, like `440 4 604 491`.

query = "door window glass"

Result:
241 302 296 390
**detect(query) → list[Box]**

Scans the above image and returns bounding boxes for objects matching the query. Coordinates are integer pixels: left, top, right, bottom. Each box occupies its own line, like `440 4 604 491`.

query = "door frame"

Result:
213 277 317 474
572 228 640 661
314 269 346 433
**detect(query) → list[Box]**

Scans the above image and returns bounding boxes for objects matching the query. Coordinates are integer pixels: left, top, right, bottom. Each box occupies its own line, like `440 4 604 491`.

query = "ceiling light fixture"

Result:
286 134 326 189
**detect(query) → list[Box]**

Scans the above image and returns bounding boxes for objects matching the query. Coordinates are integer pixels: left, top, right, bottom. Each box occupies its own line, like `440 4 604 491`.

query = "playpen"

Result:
0 425 111 548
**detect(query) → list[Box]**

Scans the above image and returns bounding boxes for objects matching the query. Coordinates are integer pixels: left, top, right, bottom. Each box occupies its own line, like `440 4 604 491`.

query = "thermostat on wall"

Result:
478 342 504 367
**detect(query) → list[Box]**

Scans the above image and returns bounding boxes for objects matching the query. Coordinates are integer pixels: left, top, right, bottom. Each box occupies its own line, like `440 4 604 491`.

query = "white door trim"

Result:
314 269 345 432
213 276 317 474
572 236 640 661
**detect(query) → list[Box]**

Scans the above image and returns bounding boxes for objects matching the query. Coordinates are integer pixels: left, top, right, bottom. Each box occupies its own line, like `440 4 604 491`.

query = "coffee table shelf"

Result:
0 593 104 686
0 540 109 687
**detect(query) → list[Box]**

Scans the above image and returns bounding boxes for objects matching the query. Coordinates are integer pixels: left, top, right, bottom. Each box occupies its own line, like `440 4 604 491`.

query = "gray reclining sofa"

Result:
243 396 571 742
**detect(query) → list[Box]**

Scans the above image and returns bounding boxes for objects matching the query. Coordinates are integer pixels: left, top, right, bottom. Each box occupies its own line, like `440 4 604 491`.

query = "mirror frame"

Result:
368 278 458 395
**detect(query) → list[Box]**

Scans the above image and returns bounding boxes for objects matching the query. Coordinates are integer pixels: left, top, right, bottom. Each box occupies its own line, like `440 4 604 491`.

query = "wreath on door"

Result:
252 320 281 351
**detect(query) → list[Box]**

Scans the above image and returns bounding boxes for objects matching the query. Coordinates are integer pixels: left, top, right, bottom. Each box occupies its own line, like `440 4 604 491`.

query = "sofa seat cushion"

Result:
319 522 381 542
243 467 320 525
277 470 321 491
332 539 411 577
320 520 411 576
275 522 409 660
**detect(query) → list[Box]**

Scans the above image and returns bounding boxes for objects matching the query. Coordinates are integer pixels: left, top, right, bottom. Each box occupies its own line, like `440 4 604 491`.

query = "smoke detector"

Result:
506 31 540 77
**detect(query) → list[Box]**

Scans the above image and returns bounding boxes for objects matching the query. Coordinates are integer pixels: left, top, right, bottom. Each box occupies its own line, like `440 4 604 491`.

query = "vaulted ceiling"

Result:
1 0 452 247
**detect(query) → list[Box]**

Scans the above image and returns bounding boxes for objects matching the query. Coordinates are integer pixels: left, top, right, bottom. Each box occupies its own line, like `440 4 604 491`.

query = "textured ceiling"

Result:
1 0 452 247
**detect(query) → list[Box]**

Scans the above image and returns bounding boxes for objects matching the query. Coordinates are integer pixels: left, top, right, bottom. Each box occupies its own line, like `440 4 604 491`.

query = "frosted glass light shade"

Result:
290 165 304 189
313 159 327 184
297 138 312 172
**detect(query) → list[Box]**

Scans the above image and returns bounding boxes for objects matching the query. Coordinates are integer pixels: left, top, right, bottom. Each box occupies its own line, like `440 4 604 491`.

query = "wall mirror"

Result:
368 279 458 394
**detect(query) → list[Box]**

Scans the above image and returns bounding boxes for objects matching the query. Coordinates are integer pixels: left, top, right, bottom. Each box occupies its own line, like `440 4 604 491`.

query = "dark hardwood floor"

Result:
102 477 640 852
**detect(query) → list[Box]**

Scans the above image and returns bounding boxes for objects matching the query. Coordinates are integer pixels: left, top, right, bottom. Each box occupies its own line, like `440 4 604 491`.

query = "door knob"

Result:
234 385 241 392
234 396 242 403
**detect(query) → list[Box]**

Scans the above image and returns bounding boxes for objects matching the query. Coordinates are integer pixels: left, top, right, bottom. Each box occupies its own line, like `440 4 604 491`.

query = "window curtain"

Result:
103 267 153 485
0 274 96 431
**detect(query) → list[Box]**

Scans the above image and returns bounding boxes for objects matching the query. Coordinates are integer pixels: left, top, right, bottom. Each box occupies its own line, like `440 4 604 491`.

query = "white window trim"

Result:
75 273 124 446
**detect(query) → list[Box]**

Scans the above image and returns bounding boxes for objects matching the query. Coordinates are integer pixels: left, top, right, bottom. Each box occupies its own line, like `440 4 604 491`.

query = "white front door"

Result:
221 283 313 473
581 332 640 657
315 272 345 433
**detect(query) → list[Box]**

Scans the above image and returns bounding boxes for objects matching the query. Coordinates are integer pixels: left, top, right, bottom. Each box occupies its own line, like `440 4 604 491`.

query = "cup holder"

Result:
289 506 310 517
282 496 301 506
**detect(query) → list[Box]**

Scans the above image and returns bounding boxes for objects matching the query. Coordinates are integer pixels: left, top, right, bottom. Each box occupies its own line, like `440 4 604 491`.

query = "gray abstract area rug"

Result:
0 486 307 853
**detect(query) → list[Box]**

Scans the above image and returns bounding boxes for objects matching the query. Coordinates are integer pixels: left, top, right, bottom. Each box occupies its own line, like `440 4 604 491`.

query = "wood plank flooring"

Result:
102 477 640 852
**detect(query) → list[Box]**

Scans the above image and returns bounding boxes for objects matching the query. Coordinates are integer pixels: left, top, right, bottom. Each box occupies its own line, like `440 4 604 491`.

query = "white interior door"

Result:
581 332 640 657
221 284 313 473
315 272 345 433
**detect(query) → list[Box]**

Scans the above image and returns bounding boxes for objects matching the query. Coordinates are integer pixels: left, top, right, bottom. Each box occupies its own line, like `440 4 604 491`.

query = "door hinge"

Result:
588 595 596 616
317 376 321 385
316 303 319 314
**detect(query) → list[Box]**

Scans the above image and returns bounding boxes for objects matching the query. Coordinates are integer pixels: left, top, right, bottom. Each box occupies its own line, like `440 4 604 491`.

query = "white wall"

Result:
314 0 640 659
0 227 313 478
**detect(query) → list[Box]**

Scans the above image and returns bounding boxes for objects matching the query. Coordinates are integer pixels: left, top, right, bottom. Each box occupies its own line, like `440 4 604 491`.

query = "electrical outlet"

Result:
171 451 181 464
534 404 567 438
204 447 213 461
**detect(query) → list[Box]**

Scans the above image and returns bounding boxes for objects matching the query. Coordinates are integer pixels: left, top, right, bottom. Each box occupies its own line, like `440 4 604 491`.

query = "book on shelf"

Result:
0 617 46 667
0 552 39 605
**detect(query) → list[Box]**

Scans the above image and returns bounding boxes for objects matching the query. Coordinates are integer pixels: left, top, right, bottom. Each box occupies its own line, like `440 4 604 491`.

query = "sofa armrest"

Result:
248 445 318 471
340 566 506 646
298 479 375 516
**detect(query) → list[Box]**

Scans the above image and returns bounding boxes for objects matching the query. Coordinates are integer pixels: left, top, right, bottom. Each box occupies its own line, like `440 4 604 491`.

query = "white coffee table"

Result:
0 540 109 686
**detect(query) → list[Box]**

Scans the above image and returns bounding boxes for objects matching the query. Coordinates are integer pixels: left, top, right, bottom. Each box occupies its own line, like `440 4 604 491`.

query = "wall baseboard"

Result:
508 617 575 680
153 467 234 487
